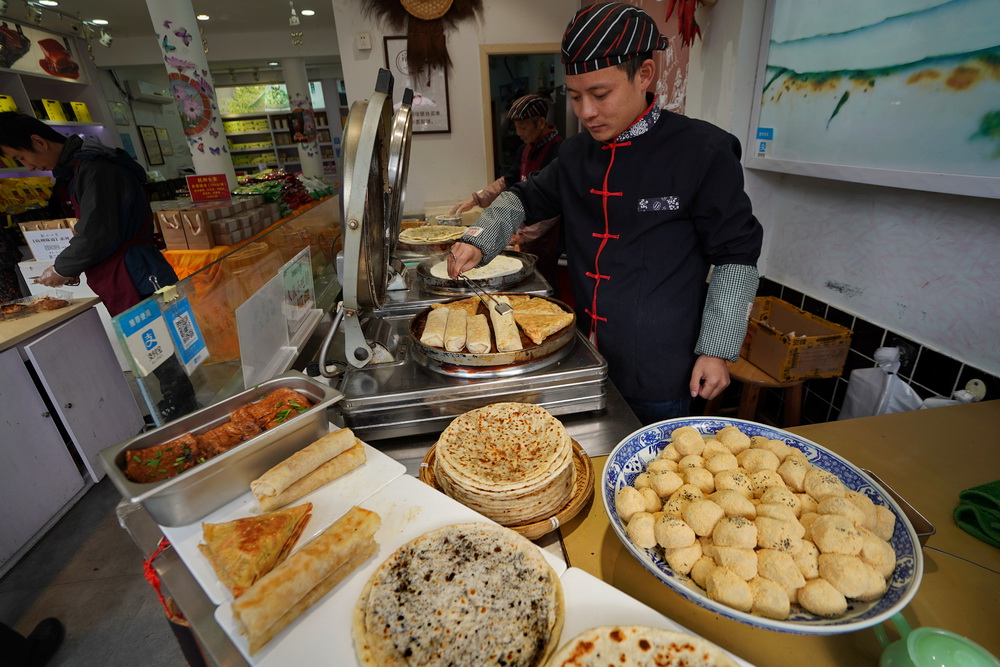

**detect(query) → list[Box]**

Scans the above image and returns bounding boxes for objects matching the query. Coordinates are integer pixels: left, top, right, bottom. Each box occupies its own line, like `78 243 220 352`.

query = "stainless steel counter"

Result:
117 383 640 666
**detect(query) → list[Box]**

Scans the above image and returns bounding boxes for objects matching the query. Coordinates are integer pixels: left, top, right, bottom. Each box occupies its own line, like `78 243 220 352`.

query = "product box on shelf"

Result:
741 297 853 382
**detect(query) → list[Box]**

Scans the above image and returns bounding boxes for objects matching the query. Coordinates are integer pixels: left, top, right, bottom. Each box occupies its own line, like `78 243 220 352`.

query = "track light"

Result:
0 0 9 16
98 28 112 47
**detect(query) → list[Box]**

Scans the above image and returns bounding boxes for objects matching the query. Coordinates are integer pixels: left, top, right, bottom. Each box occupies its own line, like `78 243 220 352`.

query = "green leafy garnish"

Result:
289 401 307 413
273 408 293 424
132 455 142 462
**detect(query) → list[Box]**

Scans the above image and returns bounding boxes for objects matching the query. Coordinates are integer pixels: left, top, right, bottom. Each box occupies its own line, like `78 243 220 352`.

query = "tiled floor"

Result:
0 478 185 666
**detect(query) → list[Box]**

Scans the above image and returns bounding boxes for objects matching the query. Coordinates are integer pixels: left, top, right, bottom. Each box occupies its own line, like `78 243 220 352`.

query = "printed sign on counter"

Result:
22 228 74 261
118 301 175 377
186 174 232 202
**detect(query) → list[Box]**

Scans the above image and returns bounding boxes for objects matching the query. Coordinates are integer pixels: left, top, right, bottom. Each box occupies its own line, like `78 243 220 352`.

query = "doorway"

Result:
479 44 571 181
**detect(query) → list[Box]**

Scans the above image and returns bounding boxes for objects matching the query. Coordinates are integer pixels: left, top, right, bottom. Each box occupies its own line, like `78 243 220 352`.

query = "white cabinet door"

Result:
25 308 144 482
0 348 84 569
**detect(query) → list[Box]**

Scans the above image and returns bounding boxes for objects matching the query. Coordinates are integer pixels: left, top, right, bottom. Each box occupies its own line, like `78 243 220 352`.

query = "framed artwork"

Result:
745 0 1000 199
384 36 450 133
155 127 173 156
109 101 129 126
137 125 164 166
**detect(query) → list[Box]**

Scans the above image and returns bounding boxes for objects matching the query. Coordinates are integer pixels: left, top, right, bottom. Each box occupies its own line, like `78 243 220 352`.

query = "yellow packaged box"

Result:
41 99 68 121
740 296 853 382
0 95 17 112
70 101 92 122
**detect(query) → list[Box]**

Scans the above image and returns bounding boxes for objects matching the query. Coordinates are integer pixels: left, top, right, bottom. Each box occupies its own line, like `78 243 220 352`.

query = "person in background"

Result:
450 93 564 293
448 2 763 425
0 112 197 421
0 618 64 666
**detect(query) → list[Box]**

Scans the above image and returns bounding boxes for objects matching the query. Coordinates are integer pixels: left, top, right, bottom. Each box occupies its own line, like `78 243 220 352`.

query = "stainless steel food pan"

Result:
99 371 343 527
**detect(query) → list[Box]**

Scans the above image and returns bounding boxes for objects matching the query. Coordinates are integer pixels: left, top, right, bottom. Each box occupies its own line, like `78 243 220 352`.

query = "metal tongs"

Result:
457 273 512 315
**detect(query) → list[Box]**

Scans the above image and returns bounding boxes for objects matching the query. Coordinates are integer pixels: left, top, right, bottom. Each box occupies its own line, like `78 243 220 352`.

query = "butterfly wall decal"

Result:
196 142 204 153
209 146 221 155
174 28 192 46
162 20 172 29
162 35 176 52
209 127 219 138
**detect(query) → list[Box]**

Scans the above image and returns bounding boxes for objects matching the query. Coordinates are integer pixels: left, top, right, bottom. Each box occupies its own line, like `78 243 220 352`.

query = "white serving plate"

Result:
214 474 567 665
558 567 753 667
603 417 923 635
160 440 406 605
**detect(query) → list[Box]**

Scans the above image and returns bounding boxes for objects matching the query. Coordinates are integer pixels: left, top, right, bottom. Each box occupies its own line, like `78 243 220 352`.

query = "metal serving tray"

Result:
862 468 936 547
99 371 343 527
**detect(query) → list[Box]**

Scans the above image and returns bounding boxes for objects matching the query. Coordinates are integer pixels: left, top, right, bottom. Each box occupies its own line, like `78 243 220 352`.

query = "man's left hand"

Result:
689 355 730 400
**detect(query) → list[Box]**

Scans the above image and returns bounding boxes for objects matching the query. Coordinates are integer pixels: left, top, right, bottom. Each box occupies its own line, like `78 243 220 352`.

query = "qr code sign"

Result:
173 311 197 349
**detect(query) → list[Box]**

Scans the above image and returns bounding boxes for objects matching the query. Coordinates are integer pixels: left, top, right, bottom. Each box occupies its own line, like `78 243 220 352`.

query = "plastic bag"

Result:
839 347 923 420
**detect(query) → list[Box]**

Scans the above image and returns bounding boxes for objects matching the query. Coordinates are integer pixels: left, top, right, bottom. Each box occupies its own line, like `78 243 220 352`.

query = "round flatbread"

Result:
353 522 564 666
547 625 736 667
399 224 467 244
430 254 523 280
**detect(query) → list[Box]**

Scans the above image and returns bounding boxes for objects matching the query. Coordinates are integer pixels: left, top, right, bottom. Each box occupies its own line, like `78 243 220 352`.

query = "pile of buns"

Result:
433 402 575 526
616 425 897 620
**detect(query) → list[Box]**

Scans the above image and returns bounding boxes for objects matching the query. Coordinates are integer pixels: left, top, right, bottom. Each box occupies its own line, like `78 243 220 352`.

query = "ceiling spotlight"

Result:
301 9 314 16
99 28 112 47
0 0 10 16
91 18 108 25
196 14 209 20
28 4 43 24
268 61 279 66
38 0 58 6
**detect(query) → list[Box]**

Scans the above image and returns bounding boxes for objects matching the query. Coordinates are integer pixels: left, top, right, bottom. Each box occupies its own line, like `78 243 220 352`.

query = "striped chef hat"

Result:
561 2 669 75
507 94 550 121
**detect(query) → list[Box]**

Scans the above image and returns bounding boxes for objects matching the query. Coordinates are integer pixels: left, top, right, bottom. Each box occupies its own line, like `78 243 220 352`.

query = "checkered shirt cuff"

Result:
459 191 524 266
695 264 759 362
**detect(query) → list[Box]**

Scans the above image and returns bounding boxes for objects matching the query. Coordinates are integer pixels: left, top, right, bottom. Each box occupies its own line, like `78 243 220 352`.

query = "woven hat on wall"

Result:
401 0 454 21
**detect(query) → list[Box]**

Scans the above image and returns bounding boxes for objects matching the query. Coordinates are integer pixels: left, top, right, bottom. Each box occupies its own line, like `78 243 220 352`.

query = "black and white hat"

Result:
561 2 669 75
507 94 550 121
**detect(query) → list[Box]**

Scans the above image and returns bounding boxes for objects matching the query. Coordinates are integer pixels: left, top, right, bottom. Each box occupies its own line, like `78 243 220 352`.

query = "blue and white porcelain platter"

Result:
603 417 923 635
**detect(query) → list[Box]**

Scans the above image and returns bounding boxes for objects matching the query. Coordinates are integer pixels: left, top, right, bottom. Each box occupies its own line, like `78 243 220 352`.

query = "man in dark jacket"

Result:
449 3 763 424
0 112 196 420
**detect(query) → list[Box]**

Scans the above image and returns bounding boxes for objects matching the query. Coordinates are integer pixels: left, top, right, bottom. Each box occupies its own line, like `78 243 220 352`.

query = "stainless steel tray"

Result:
99 372 343 527
861 468 936 547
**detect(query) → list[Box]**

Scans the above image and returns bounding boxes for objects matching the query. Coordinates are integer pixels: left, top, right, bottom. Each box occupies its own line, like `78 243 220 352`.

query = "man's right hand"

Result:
447 242 483 279
449 198 475 215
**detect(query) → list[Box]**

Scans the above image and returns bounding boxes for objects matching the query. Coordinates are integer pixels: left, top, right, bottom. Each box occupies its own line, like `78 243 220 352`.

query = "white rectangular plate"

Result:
160 440 406 605
557 567 754 667
214 474 567 665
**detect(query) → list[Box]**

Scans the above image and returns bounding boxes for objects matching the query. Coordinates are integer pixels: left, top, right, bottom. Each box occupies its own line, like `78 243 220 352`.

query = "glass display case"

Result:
113 197 342 425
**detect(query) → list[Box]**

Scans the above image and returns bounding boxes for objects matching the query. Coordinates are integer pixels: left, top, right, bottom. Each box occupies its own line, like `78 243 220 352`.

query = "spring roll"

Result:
488 296 522 352
232 506 380 653
251 428 356 504
256 443 367 512
465 314 492 354
444 309 468 352
419 306 450 348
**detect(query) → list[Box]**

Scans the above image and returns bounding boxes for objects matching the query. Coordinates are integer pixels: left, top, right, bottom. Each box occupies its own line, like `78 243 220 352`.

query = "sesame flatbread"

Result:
353 522 564 667
548 625 737 667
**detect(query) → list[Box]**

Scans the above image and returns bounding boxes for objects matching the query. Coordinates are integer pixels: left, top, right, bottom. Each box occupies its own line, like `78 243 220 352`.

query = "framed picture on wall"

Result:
155 127 173 156
109 101 129 126
384 36 450 133
745 0 1000 199
137 125 164 166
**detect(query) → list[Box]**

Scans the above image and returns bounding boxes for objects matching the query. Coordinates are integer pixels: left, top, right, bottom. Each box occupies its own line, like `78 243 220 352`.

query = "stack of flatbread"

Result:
233 506 381 654
398 224 467 245
433 403 576 526
251 428 366 511
353 522 564 666
547 626 736 667
199 503 313 599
